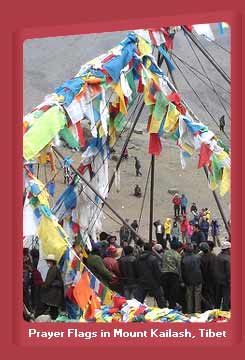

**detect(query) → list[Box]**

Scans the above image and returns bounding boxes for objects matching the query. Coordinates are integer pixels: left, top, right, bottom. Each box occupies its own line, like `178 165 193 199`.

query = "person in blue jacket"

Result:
181 194 188 215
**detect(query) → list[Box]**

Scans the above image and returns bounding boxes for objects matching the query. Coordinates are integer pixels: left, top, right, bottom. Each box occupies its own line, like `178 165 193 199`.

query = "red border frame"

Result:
2 0 244 358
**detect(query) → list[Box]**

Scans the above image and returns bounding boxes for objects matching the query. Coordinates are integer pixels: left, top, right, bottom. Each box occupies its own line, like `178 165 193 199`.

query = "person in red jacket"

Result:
180 216 189 244
172 193 181 218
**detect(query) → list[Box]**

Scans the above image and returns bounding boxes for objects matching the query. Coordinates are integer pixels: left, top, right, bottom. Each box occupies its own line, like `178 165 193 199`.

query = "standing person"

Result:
219 115 225 132
211 219 221 247
119 246 138 299
119 220 131 247
191 224 206 248
161 240 182 310
214 241 231 311
134 157 142 177
86 244 114 288
181 244 203 314
181 194 188 215
200 216 210 241
23 248 33 312
133 239 145 258
171 220 180 241
38 255 65 320
164 218 172 245
199 242 217 311
153 220 164 245
152 244 164 267
190 202 198 216
134 244 166 308
103 246 121 293
180 216 189 244
30 260 43 315
172 193 181 218
130 219 139 244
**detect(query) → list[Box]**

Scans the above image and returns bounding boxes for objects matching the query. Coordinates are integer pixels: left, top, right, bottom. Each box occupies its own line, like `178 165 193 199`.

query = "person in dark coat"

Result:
199 242 217 311
134 184 142 197
23 248 33 312
130 219 139 244
191 224 206 248
181 243 203 313
134 157 142 176
134 243 166 308
119 246 138 299
38 254 65 320
214 241 231 311
200 217 210 241
211 219 221 247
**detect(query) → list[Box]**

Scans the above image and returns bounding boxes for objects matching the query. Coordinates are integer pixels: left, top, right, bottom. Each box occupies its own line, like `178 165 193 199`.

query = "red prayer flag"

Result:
148 133 162 156
198 143 212 168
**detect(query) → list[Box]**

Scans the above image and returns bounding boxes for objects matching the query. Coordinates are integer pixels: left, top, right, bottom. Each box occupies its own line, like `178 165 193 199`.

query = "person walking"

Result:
214 241 231 311
172 193 181 218
134 157 142 177
130 219 139 244
119 246 138 299
181 194 188 215
181 243 203 314
134 243 166 308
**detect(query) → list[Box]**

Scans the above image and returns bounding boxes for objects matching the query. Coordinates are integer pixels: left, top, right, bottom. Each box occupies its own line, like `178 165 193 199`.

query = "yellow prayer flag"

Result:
220 167 230 196
102 289 114 306
111 83 127 115
38 216 68 262
138 36 152 56
164 104 180 133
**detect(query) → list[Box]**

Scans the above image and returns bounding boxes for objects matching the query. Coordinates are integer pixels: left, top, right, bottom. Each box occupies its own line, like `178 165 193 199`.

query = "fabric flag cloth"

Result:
193 24 215 41
148 133 162 156
38 215 68 262
220 167 230 196
198 143 213 168
59 126 80 149
158 45 175 71
23 106 67 161
73 271 92 310
217 22 229 35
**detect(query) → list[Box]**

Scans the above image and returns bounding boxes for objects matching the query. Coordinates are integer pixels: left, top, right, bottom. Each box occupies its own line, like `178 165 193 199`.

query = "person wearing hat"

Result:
214 241 231 311
161 239 182 310
181 243 203 314
200 216 210 241
199 242 217 311
37 254 64 320
107 235 120 248
103 245 121 293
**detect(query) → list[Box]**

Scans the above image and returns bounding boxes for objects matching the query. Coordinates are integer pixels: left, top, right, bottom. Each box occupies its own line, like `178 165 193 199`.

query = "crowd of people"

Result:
23 192 231 321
